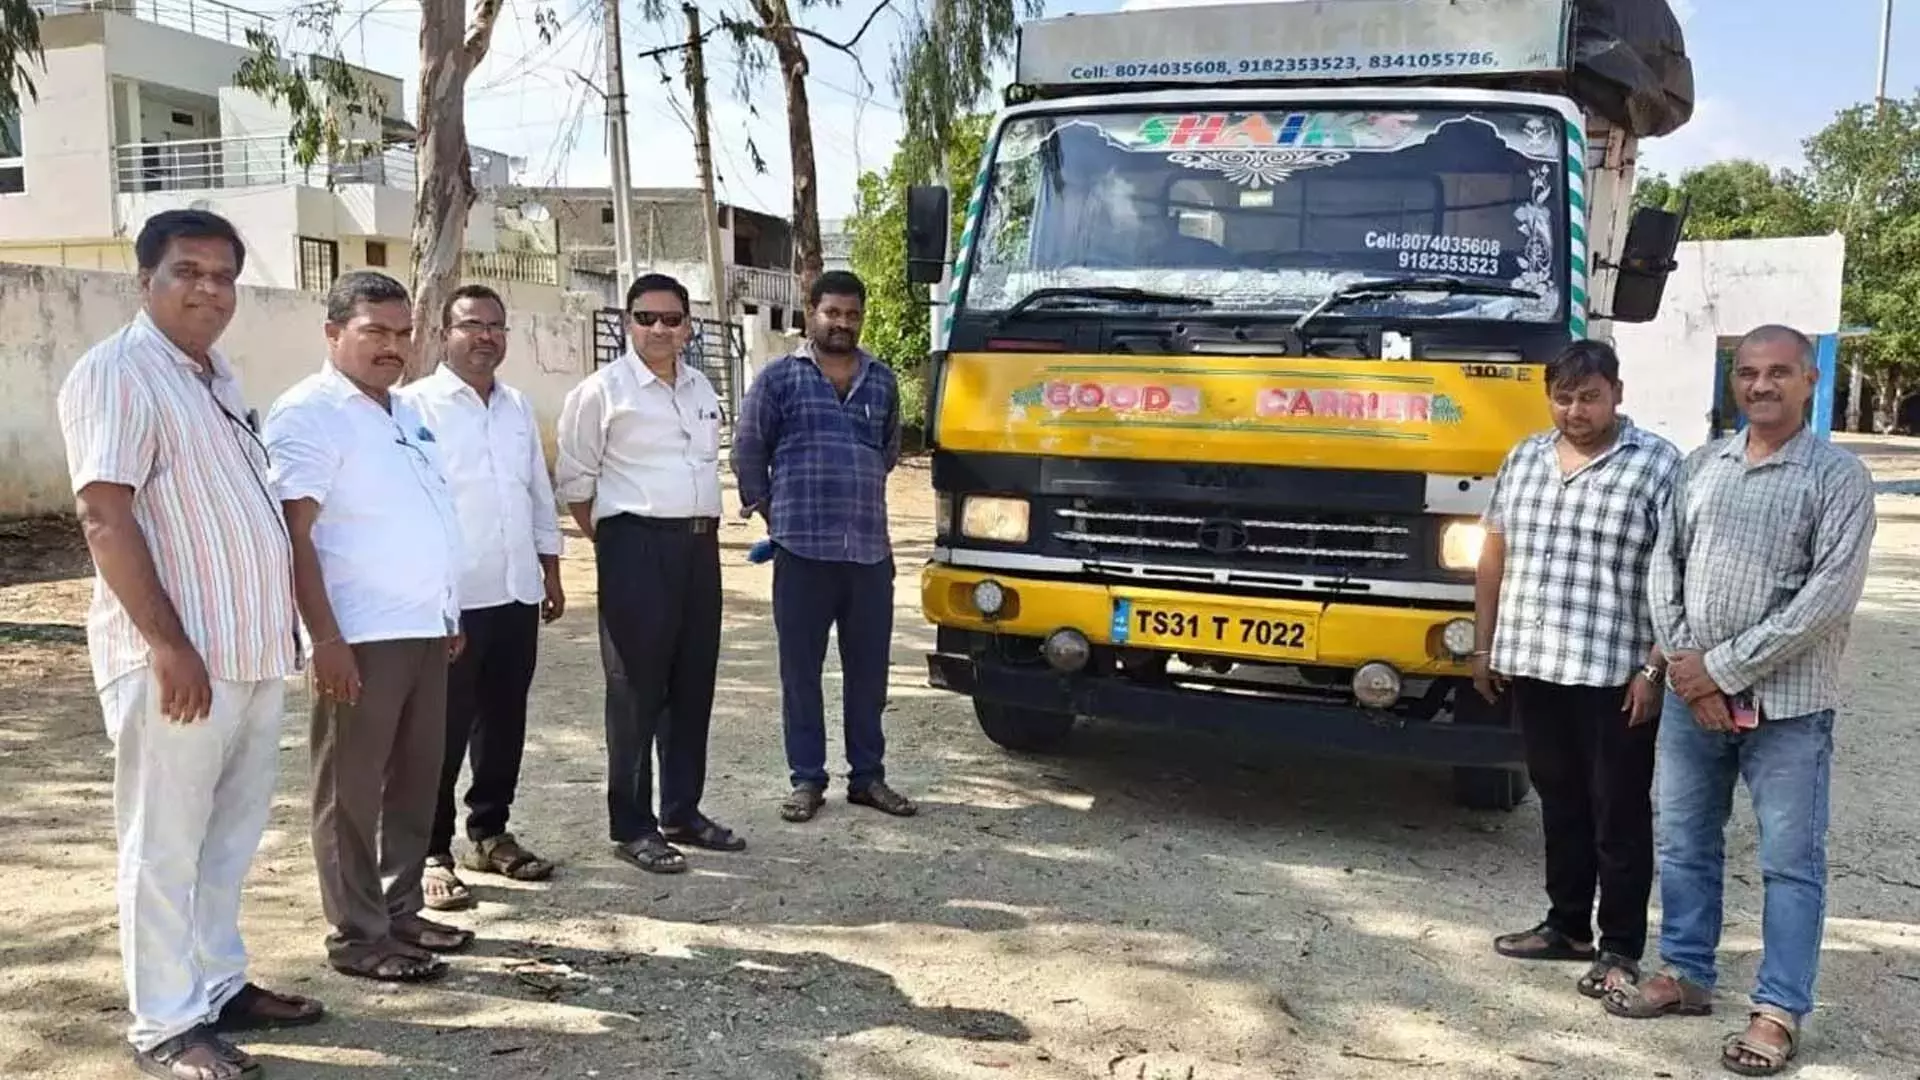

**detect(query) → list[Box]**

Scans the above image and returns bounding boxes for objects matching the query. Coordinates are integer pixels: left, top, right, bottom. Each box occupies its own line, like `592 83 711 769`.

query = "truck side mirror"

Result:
1608 204 1685 324
906 185 951 286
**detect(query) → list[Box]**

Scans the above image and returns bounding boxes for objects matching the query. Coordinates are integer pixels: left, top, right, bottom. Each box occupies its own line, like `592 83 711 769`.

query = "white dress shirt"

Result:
554 351 724 521
397 366 563 611
266 365 465 644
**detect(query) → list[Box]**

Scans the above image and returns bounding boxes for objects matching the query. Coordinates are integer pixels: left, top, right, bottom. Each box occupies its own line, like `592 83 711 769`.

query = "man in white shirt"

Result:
396 284 564 910
266 270 473 983
556 272 740 874
59 209 323 1080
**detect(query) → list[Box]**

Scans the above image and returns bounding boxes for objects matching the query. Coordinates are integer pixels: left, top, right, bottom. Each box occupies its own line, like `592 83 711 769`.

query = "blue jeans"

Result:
1655 690 1834 1019
772 549 895 791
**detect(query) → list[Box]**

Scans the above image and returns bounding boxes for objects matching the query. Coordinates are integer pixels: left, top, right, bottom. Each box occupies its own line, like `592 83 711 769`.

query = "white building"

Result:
2 0 513 291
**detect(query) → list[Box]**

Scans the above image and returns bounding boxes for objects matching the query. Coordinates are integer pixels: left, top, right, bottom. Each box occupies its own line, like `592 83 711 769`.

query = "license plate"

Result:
1110 597 1318 660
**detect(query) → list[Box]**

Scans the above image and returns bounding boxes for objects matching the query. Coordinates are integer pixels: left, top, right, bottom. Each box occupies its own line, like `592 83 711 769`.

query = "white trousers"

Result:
100 671 285 1052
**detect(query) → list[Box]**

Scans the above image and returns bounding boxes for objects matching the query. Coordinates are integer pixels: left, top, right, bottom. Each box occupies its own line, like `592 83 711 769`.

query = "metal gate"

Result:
592 308 745 426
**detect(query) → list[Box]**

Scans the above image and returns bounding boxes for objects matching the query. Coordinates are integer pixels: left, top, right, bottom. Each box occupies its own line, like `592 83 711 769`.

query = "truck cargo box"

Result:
1014 0 1691 138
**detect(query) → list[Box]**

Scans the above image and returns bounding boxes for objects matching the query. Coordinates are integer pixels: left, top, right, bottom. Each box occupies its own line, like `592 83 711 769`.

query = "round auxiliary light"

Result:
1042 628 1091 673
1352 661 1403 709
972 579 1007 618
1442 618 1477 658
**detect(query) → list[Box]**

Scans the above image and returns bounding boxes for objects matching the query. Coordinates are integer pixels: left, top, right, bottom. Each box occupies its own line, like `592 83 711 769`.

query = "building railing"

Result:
32 0 270 46
727 264 798 310
464 250 560 286
113 136 501 195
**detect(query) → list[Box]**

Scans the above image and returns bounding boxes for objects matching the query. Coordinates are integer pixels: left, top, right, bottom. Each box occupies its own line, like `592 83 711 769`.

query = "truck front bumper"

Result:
921 563 1524 769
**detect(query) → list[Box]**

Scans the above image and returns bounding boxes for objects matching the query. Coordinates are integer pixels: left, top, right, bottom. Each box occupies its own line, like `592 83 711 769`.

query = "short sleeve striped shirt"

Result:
1483 418 1682 688
56 313 298 690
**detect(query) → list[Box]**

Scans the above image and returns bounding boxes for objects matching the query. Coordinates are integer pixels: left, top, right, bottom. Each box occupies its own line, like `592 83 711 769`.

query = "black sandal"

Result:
392 913 474 954
662 816 747 852
331 948 450 984
134 1027 260 1080
1493 921 1595 961
613 834 687 874
1577 952 1642 1000
212 982 326 1032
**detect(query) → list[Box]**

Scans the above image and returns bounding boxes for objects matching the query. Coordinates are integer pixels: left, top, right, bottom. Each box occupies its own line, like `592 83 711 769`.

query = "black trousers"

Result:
1512 677 1660 959
430 601 540 857
595 514 722 843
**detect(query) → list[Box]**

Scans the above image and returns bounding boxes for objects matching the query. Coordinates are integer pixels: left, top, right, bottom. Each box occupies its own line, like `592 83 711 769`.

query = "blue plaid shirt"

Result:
730 343 900 565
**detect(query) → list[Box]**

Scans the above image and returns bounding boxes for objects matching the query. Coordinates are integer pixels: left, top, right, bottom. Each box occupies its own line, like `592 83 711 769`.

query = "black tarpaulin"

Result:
1570 0 1694 138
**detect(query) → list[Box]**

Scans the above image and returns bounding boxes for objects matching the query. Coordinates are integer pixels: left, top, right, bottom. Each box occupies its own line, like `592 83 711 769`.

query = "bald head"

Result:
1736 324 1815 371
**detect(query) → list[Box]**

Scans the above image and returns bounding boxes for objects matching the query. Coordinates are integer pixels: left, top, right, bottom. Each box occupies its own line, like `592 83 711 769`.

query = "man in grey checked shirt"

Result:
1475 340 1680 1000
1604 325 1875 1078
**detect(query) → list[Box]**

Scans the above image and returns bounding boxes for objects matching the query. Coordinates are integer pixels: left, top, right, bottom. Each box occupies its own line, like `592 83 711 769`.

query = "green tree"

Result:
1800 96 1920 432
845 113 989 371
1634 159 1818 240
0 1 44 117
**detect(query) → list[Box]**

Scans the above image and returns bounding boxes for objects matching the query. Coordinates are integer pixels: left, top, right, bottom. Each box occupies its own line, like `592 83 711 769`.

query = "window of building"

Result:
601 205 615 225
298 237 340 292
0 110 23 195
364 240 388 267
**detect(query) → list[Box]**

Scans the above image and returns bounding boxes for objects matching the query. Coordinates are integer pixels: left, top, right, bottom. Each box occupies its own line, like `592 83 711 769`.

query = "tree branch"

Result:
466 0 507 67
793 0 892 53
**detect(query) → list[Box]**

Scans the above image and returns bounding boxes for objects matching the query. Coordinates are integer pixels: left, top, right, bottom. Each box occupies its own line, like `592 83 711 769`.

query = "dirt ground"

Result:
4 438 1920 1080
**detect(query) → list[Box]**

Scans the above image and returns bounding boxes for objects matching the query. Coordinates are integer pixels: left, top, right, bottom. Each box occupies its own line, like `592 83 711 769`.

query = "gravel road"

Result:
3 437 1918 1080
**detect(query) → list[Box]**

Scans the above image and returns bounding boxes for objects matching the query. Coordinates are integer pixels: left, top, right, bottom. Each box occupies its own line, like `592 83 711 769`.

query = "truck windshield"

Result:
962 105 1566 324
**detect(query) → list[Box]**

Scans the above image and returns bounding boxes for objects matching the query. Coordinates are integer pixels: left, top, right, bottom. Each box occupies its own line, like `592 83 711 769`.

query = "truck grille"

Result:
1051 502 1412 569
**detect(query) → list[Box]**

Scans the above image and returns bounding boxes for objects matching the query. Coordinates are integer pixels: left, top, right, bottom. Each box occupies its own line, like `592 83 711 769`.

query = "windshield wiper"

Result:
1292 276 1541 336
1000 286 1214 322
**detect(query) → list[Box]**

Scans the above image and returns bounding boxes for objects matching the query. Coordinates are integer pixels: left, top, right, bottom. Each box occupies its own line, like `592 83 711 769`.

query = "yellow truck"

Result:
902 0 1694 809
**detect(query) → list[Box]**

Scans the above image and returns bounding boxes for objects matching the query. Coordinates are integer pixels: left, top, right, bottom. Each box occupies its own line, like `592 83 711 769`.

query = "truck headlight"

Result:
1439 520 1486 571
960 495 1030 543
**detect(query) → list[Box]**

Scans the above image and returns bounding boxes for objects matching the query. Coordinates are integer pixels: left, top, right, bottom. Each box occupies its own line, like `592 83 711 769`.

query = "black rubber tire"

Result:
973 698 1076 752
1451 765 1532 812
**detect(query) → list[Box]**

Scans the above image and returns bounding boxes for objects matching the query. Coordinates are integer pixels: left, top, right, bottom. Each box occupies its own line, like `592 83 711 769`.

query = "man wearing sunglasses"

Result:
556 273 738 875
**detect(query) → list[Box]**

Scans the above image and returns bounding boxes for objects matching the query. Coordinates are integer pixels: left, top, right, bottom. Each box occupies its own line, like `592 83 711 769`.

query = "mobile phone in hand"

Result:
1730 691 1760 731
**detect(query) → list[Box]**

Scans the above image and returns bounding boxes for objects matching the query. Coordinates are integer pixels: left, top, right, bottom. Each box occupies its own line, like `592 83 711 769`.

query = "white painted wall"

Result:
0 38 116 241
1612 235 1847 454
0 264 594 516
102 13 254 104
117 187 306 289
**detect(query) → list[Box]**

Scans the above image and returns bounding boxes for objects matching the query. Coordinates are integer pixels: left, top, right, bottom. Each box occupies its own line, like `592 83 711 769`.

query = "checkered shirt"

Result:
1483 418 1682 687
1648 427 1876 720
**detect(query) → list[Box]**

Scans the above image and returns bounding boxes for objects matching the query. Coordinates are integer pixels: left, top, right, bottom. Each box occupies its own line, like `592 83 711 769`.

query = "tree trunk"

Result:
407 0 475 380
750 0 822 296
1873 370 1904 434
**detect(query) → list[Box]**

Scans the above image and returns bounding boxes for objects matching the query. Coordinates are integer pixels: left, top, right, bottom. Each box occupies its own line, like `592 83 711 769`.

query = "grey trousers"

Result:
309 638 448 961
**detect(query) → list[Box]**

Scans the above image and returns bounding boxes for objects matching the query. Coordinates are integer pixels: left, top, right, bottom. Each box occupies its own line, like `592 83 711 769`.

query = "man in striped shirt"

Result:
1605 325 1876 1078
57 210 324 1080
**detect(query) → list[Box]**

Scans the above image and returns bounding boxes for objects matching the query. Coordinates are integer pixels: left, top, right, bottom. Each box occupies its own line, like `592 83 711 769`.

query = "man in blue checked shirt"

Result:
732 270 917 823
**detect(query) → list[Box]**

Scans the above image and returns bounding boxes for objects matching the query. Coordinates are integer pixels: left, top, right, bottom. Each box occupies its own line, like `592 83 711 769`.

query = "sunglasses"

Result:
630 311 687 328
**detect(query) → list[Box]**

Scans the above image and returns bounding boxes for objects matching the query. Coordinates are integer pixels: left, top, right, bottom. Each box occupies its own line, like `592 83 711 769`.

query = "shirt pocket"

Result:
500 416 535 484
847 396 890 453
691 403 722 462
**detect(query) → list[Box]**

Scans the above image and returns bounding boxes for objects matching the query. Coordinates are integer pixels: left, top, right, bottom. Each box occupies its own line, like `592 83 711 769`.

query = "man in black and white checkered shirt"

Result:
1474 340 1681 1000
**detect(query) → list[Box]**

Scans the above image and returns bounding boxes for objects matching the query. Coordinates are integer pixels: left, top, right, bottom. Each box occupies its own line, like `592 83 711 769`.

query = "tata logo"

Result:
1195 518 1250 555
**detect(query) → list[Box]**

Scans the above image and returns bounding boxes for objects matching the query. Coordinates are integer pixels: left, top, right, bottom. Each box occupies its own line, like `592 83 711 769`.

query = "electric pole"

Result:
1850 0 1893 434
603 0 637 287
684 5 730 334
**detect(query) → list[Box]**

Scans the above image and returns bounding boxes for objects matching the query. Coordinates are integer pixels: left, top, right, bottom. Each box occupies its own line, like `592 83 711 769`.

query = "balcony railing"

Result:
33 0 270 46
463 250 560 286
727 264 798 310
114 135 511 195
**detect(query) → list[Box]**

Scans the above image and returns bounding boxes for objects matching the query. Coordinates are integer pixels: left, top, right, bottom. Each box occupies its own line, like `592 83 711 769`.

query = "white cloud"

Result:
1637 96 1810 179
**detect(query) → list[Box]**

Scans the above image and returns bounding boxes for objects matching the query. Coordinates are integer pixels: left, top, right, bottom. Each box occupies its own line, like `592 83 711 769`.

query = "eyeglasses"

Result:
630 311 687 328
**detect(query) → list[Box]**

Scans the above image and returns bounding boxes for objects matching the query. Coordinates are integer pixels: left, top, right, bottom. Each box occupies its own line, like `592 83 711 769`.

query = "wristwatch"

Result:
1641 662 1666 685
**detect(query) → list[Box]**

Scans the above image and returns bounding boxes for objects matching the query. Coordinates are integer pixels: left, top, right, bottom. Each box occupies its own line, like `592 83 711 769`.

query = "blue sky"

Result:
301 0 1920 218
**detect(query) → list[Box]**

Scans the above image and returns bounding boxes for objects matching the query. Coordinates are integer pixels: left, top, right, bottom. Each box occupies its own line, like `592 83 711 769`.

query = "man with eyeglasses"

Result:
396 284 565 912
556 272 738 875
266 270 473 983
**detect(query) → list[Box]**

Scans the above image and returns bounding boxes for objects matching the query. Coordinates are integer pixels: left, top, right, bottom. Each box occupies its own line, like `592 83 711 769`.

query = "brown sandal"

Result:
461 832 555 881
423 856 474 911
212 982 326 1032
133 1027 259 1080
780 785 826 823
848 781 917 817
1723 1008 1799 1076
392 913 474 953
1603 970 1713 1019
330 948 448 983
